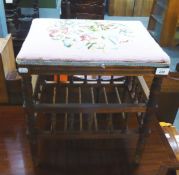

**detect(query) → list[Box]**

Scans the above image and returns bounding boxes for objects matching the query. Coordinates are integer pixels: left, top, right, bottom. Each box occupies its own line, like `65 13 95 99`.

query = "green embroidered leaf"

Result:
87 43 96 49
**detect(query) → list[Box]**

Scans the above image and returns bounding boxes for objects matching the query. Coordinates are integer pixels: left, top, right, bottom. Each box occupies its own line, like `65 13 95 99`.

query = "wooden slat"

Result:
32 75 40 99
115 87 125 119
97 75 101 83
50 87 57 134
79 87 83 131
64 87 68 131
103 87 113 130
70 75 74 84
110 75 114 83
91 87 98 131
84 75 87 84
115 87 121 104
33 103 147 113
38 130 139 140
122 79 130 132
131 77 137 99
137 76 150 99
69 114 74 130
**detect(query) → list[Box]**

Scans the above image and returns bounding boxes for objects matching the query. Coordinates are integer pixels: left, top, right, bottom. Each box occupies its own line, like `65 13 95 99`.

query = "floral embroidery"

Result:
48 20 134 50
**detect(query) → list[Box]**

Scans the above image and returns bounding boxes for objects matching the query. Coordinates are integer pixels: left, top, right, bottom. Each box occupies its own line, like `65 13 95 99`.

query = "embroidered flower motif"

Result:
47 20 134 49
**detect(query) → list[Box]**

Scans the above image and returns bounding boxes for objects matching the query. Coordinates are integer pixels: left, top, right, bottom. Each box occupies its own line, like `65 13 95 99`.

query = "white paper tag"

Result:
18 68 28 74
156 68 170 75
5 0 13 3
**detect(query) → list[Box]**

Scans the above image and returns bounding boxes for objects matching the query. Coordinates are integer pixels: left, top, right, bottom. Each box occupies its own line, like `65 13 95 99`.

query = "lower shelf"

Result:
31 75 148 139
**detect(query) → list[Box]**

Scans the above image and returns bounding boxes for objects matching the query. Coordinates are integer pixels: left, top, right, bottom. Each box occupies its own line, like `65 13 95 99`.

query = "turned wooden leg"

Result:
134 76 163 164
21 74 37 164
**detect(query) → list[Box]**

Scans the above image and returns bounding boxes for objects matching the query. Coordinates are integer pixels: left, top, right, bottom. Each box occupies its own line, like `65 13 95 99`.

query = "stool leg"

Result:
22 74 37 164
134 76 163 164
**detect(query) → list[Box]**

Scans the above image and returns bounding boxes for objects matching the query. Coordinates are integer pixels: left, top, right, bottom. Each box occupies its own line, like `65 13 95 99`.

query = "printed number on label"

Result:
18 68 28 73
156 68 169 75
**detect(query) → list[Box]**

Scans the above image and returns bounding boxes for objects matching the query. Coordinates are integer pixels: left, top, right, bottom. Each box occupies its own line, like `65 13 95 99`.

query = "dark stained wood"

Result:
0 106 178 175
20 73 152 165
16 25 170 170
6 70 22 105
17 62 169 167
134 77 163 164
145 74 179 93
33 103 147 113
60 0 105 19
156 162 179 175
144 74 179 123
21 75 37 163
18 65 157 76
38 130 139 140
21 75 34 136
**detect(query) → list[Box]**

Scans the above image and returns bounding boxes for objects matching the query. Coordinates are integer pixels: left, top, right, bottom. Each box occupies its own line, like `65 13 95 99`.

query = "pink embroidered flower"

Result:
49 27 68 38
60 27 68 34
80 34 97 41
49 29 60 37
80 34 90 41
